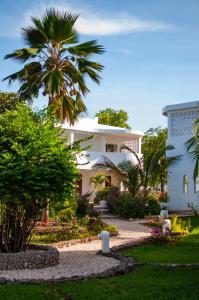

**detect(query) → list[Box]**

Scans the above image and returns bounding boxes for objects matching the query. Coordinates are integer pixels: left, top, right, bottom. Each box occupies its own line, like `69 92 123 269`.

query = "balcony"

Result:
77 151 142 170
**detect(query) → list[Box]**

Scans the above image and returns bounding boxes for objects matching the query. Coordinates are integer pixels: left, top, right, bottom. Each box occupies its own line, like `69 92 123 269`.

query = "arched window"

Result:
183 175 188 194
194 175 199 193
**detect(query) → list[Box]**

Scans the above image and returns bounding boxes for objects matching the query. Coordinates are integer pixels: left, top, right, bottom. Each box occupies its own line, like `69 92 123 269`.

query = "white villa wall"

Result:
163 102 199 211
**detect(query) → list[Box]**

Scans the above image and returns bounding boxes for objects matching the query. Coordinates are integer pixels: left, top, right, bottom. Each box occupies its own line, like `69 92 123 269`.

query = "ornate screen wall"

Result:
169 109 199 137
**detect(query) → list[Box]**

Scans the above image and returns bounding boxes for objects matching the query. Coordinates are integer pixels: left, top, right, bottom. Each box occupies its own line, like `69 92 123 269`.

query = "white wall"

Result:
166 109 199 211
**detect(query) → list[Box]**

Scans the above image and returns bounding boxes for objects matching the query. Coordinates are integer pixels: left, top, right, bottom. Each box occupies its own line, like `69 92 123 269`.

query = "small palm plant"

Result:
4 8 104 123
90 173 107 191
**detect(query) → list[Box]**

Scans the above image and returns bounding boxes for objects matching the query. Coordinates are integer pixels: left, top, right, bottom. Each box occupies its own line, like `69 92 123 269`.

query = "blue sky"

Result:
0 0 199 131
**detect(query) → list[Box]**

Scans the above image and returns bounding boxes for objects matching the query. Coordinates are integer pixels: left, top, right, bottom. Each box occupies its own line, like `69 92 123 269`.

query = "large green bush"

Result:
0 105 79 252
104 187 160 219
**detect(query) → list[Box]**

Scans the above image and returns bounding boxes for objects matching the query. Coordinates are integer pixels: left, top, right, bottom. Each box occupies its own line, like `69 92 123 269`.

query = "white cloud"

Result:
0 0 173 38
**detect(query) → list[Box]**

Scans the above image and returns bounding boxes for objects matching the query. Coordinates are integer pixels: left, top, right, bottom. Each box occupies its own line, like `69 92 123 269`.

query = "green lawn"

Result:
1 216 199 300
1 267 199 300
122 216 199 264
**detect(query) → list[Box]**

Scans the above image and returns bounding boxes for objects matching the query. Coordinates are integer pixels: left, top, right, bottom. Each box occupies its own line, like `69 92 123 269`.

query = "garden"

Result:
1 215 199 299
0 6 199 300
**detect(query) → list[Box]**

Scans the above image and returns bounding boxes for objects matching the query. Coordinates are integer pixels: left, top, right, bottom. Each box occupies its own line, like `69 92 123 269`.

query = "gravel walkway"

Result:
0 218 150 282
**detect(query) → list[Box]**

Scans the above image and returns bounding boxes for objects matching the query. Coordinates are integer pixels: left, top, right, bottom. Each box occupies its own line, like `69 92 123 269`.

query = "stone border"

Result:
0 250 135 284
0 245 59 270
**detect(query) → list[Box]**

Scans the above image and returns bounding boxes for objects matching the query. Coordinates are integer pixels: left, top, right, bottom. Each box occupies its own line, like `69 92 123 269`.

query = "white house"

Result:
61 117 143 196
163 101 199 211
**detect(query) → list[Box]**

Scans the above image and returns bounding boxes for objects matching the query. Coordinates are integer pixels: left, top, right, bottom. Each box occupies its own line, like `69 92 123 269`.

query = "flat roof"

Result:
162 100 199 116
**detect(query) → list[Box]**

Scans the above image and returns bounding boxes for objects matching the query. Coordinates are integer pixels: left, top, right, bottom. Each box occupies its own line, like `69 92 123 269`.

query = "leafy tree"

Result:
0 104 79 253
95 108 131 129
4 8 104 124
186 119 199 178
142 127 168 159
0 91 24 114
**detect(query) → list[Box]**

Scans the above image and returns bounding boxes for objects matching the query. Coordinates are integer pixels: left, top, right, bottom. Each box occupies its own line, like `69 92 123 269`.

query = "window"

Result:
194 176 199 193
183 175 188 194
105 144 118 152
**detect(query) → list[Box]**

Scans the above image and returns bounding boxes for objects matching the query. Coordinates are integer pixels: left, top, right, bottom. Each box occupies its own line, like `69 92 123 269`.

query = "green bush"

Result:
145 194 161 215
76 192 91 218
105 188 160 219
57 207 75 222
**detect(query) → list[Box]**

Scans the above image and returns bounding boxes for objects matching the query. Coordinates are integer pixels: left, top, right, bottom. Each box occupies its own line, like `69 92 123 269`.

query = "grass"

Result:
121 216 199 264
1 266 199 300
1 216 199 299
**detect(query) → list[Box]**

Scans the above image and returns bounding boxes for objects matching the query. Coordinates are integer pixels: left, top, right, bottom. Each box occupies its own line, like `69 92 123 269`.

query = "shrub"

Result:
158 192 169 203
145 193 161 215
171 215 192 234
0 105 79 253
57 207 75 222
76 192 92 218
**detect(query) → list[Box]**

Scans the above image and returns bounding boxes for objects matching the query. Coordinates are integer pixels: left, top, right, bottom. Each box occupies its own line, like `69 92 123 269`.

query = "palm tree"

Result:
148 145 182 193
97 144 181 197
186 119 199 178
90 173 107 191
4 8 104 123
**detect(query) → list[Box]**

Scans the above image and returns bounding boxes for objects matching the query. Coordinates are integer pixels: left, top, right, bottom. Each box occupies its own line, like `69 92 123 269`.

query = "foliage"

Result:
104 187 160 219
171 215 192 234
95 108 131 129
142 127 168 159
94 187 110 204
57 207 75 222
0 104 79 252
4 8 104 123
90 173 107 191
76 192 92 218
0 91 24 114
98 144 181 197
141 127 171 191
158 192 169 203
145 193 161 215
32 215 117 244
186 119 199 178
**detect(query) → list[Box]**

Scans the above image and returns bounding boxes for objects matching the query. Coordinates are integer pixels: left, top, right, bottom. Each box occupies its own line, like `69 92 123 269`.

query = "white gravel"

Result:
0 219 150 282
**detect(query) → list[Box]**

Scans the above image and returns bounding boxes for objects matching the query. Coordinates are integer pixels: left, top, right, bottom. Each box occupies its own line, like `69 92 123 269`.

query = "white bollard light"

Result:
162 219 171 234
98 231 110 253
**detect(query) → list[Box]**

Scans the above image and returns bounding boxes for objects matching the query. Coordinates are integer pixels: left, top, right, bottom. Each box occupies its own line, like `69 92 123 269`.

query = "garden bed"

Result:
0 245 59 270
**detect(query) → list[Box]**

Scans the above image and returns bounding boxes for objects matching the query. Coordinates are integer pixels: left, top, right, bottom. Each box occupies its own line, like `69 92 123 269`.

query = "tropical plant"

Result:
0 104 79 253
95 108 131 129
90 173 107 191
97 144 181 197
186 119 199 178
4 8 104 123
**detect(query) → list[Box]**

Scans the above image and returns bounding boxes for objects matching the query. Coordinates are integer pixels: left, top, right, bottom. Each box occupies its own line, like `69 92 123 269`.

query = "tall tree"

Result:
95 108 131 129
142 127 168 159
4 8 104 124
0 91 24 114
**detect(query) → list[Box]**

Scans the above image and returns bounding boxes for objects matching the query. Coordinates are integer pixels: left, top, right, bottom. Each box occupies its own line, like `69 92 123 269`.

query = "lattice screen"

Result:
170 109 199 137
